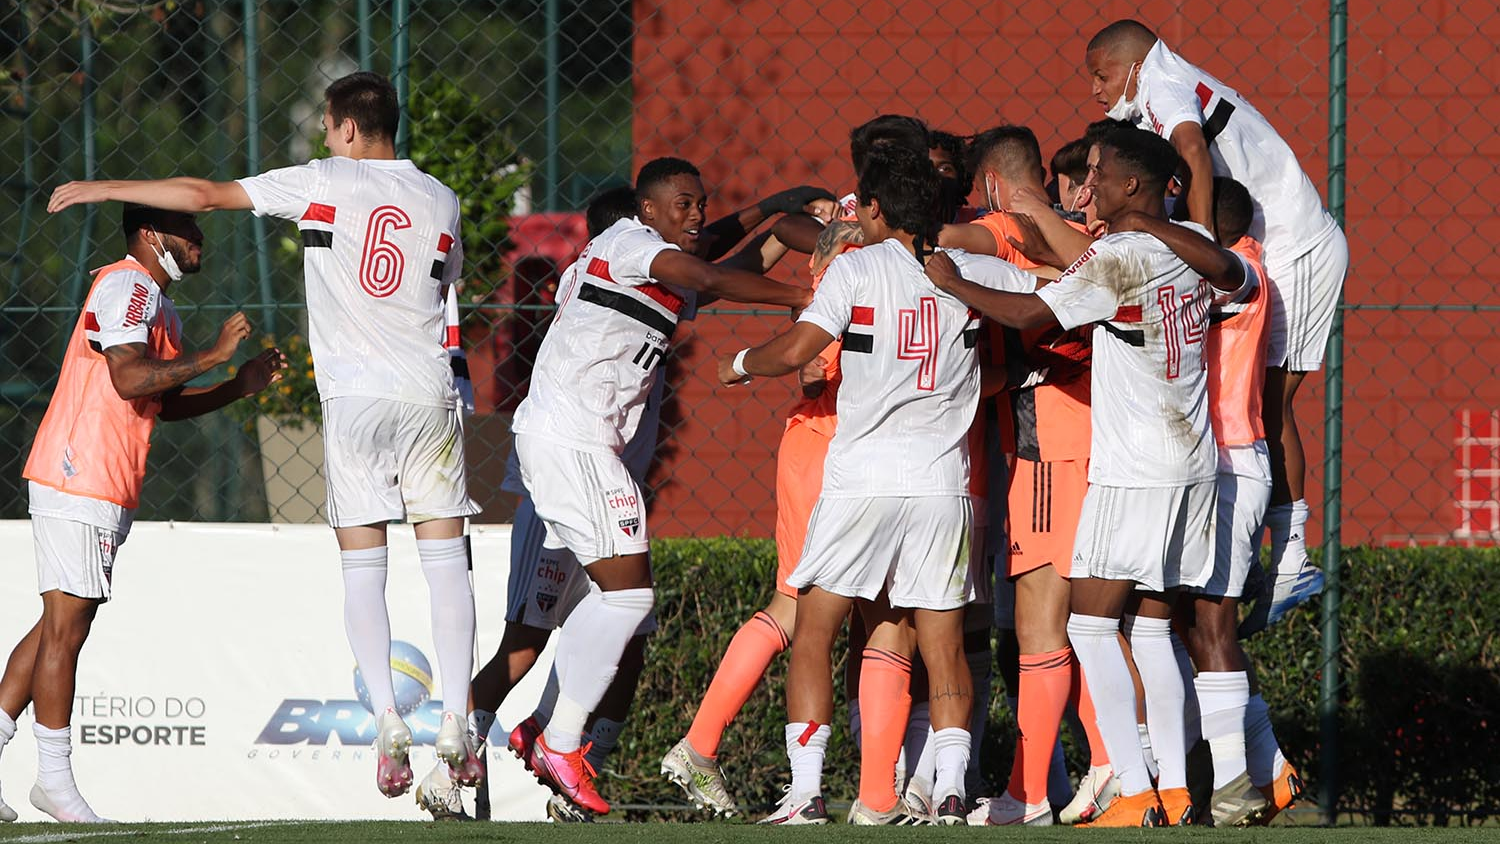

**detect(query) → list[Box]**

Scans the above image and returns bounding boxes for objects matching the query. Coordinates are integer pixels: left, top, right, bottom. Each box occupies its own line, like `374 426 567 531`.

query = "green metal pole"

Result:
544 0 560 210
393 0 411 157
1320 0 1349 828
358 0 374 71
66 12 97 325
243 0 275 337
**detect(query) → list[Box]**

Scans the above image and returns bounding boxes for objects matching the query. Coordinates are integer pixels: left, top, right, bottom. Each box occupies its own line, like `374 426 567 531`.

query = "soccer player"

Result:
0 204 284 823
729 143 1036 826
510 156 810 816
1050 138 1091 222
1084 20 1351 627
925 127 1246 827
49 72 489 800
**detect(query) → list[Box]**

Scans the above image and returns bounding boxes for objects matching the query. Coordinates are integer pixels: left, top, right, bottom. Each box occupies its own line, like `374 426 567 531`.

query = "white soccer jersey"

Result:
1036 227 1217 488
799 240 1035 498
511 217 688 455
1134 40 1338 258
237 157 461 408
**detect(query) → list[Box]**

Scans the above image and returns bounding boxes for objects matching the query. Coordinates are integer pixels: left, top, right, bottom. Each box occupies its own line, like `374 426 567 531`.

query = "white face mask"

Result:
984 172 1004 213
148 228 183 282
1105 62 1142 122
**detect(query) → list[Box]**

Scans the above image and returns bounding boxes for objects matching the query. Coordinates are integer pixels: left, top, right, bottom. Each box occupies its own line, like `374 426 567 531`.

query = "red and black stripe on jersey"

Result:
574 257 685 337
430 233 456 281
962 307 981 349
298 203 336 248
843 306 875 353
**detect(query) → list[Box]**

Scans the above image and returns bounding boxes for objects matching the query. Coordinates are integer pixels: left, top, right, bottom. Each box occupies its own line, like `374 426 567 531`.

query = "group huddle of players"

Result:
5 15 1343 831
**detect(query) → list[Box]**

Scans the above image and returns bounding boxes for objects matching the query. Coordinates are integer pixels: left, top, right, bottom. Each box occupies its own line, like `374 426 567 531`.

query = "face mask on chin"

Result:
1105 62 1142 122
148 228 184 282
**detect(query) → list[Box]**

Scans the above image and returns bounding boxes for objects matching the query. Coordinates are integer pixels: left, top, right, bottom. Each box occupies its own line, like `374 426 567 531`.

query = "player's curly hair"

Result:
1098 127 1180 197
856 143 941 250
850 115 930 174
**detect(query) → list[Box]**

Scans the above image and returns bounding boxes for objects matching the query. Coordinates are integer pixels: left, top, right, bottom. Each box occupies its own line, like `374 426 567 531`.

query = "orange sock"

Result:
857 647 912 813
1071 658 1110 767
1007 648 1072 805
686 611 788 757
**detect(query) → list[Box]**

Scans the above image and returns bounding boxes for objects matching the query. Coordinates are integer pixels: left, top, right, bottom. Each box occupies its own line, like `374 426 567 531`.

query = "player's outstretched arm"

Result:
48 178 252 214
159 347 289 422
700 186 836 260
101 312 255 401
1108 210 1246 295
937 223 1001 256
650 250 810 309
1169 122 1216 234
718 321 835 386
925 253 1057 330
1008 189 1096 267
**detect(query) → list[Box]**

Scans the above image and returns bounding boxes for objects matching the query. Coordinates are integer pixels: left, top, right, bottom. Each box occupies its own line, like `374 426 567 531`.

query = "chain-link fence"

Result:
3 0 1496 823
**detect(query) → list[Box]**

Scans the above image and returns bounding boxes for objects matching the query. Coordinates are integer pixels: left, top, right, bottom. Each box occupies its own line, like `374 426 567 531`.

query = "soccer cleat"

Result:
846 797 930 825
415 765 470 821
28 783 110 824
902 775 934 821
1240 565 1324 637
436 711 485 787
547 793 595 823
933 794 968 825
1254 759 1304 825
660 737 740 817
0 784 15 823
1158 786 1196 826
1077 788 1165 828
1209 772 1271 827
758 787 829 825
976 790 1052 826
508 716 542 772
528 735 610 816
1059 764 1119 824
376 707 415 798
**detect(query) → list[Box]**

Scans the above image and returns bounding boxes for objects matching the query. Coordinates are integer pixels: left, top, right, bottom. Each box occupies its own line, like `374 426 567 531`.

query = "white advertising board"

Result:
0 521 555 821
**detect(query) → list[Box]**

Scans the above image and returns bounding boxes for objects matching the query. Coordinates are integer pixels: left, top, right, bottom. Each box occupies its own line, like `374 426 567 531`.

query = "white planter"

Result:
254 416 327 524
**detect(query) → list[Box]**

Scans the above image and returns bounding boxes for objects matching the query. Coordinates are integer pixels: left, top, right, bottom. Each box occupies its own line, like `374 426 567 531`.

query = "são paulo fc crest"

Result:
619 517 640 538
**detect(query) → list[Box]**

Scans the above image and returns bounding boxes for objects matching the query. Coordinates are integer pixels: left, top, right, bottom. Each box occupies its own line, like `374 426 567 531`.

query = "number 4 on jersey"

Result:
897 297 939 391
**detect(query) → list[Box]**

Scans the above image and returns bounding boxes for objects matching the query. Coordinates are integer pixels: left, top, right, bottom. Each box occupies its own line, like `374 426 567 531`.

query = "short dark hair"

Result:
585 185 639 238
635 157 701 201
1098 127 1180 197
1084 118 1136 149
850 114 929 174
1050 138 1091 184
324 72 400 142
857 143 940 242
1087 19 1157 56
929 128 971 207
121 203 194 242
1213 176 1254 244
966 125 1043 184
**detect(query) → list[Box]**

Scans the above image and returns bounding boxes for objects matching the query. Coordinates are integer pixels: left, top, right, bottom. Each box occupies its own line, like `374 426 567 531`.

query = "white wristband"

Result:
732 348 751 378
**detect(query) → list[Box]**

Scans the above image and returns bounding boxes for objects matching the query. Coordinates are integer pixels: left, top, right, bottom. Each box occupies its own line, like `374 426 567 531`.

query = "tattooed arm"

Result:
809 219 865 277
102 312 252 401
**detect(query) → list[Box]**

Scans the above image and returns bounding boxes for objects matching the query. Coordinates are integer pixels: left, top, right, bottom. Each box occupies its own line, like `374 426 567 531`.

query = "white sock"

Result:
1244 693 1287 787
33 724 103 822
469 709 496 746
1171 631 1201 746
1127 615 1187 791
544 587 653 752
584 717 625 771
341 546 395 713
417 537 475 718
849 699 863 751
787 722 831 802
0 708 15 753
1138 721 1159 780
1266 501 1310 576
903 702 931 789
1197 671 1250 789
931 727 971 801
1067 613 1152 796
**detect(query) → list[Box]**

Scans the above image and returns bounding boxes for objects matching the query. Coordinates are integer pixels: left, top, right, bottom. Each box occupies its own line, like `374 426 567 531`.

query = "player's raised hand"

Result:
212 312 254 364
48 181 113 213
798 358 828 399
717 353 752 387
923 251 963 293
234 347 290 396
759 185 837 217
806 198 838 224
1005 213 1065 269
1008 185 1054 218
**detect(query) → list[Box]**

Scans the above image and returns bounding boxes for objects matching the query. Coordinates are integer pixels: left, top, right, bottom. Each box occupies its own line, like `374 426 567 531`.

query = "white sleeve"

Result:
1140 65 1205 140
947 251 1038 293
1214 252 1259 306
618 229 680 287
1034 244 1125 330
442 222 465 288
86 270 157 350
236 162 321 221
797 257 854 339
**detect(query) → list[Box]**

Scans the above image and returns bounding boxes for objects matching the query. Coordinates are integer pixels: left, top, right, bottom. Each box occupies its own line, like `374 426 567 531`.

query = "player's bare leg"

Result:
1182 595 1269 826
1128 592 1192 824
914 606 974 824
26 591 107 823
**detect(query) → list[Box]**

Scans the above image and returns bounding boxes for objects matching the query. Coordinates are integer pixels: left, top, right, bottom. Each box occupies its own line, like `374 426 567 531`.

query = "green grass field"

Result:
2 821 1499 844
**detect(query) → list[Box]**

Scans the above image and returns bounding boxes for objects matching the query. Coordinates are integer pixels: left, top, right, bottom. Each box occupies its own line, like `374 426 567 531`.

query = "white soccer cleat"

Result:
376 707 415 798
757 786 829 825
1059 764 1120 824
435 710 484 788
846 797 930 825
1241 564 1325 636
29 782 110 824
660 737 739 817
979 790 1052 825
0 785 16 823
546 792 595 823
414 764 470 821
901 775 934 821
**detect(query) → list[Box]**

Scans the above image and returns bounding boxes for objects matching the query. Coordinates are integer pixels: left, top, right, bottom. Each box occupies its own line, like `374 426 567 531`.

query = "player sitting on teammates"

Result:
1 204 284 823
50 71 489 801
723 143 1037 826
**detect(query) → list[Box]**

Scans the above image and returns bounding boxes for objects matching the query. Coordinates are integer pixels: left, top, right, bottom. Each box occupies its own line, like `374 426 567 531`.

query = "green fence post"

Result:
358 0 374 71
65 11 97 330
242 0 275 337
393 0 411 158
1320 0 1349 827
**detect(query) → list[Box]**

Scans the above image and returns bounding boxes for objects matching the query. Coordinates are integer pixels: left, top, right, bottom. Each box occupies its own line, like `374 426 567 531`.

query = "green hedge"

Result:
604 539 1499 825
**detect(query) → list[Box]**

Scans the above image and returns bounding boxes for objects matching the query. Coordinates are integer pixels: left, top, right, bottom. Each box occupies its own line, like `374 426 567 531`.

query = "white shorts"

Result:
504 491 657 634
32 516 126 602
513 433 649 565
788 495 974 611
1265 225 1349 372
1195 468 1272 598
322 398 482 529
1070 482 1217 593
